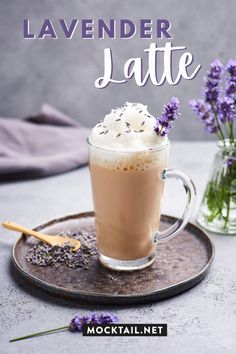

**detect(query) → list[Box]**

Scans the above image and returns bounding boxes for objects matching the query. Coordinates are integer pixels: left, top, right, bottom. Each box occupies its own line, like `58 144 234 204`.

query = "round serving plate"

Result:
12 212 214 305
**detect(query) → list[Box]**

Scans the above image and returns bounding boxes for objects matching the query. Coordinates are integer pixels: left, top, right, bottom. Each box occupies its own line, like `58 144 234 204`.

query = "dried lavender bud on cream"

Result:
90 102 167 151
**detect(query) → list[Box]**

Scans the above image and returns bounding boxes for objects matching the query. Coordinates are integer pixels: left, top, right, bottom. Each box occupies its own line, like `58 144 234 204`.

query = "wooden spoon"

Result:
2 221 81 252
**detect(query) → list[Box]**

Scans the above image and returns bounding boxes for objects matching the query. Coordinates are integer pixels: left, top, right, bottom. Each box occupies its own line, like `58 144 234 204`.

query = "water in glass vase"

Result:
198 140 236 234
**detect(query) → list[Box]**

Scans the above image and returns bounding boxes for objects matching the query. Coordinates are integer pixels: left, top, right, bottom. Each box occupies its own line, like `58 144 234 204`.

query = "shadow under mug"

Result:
88 138 196 271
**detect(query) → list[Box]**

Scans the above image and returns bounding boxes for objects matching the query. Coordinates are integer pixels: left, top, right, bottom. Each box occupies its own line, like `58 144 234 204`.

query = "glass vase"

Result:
198 140 236 234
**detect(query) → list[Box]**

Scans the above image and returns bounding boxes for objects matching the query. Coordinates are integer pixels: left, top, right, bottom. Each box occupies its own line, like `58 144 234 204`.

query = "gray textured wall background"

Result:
0 0 236 140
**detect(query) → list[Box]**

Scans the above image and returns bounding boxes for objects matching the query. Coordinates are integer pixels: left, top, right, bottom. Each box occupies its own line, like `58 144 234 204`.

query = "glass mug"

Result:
88 138 196 271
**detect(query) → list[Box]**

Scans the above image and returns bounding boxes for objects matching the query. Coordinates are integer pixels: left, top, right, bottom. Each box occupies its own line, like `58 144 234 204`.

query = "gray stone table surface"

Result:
0 142 235 354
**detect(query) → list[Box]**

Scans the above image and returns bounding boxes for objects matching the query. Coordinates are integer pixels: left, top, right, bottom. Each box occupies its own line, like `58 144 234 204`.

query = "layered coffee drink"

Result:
88 102 170 269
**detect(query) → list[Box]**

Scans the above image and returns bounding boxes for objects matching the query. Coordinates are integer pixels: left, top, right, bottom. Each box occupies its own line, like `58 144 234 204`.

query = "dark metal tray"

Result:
12 212 214 305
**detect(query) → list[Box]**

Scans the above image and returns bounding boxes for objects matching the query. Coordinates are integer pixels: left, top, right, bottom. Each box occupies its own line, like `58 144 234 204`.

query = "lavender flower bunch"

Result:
10 313 118 343
154 97 180 136
190 59 236 145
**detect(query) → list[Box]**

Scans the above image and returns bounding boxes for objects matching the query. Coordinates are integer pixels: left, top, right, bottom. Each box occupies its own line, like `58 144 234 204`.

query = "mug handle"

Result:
152 169 196 244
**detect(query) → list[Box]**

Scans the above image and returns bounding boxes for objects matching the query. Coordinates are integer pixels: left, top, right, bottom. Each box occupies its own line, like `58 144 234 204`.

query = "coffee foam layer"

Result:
90 102 167 151
89 145 169 171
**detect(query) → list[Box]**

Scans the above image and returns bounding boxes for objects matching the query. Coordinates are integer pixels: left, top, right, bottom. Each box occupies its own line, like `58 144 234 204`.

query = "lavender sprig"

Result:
10 313 119 342
154 97 180 136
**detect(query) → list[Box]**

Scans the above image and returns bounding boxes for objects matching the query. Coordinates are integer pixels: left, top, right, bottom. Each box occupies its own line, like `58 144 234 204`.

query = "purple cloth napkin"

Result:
0 104 90 180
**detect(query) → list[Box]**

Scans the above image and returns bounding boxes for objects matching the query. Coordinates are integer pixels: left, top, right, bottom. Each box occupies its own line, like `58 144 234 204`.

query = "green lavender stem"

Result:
205 148 236 230
10 325 69 343
229 120 235 146
224 160 233 228
212 106 226 144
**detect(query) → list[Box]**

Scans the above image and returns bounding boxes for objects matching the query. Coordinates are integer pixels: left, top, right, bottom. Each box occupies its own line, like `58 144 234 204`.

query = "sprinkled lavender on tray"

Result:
25 231 98 270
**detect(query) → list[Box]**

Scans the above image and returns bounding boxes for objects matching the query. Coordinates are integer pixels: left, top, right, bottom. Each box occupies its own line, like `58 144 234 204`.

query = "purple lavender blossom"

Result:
227 157 236 167
218 97 234 123
226 59 236 98
189 99 218 134
154 97 180 136
69 313 118 332
226 81 236 97
226 59 236 77
90 313 101 324
70 315 91 333
99 313 119 324
204 59 223 104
